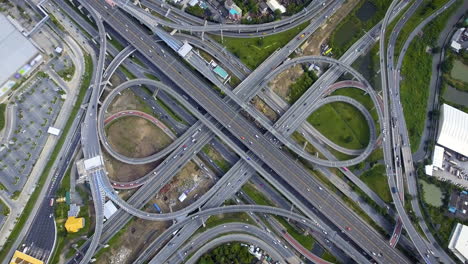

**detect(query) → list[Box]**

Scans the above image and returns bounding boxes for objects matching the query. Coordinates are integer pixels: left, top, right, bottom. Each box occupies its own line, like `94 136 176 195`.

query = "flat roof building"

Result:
83 156 103 170
177 42 193 58
266 0 286 13
65 217 85 233
47 126 61 136
432 145 445 169
0 14 38 87
104 200 118 220
437 104 468 158
449 223 468 263
213 66 229 80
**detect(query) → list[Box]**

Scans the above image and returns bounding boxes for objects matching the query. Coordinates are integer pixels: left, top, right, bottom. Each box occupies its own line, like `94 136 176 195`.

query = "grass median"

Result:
210 22 309 69
0 54 93 261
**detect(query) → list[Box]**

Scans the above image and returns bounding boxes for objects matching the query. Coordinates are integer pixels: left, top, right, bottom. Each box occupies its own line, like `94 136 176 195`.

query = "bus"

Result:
153 203 162 213
324 48 333 55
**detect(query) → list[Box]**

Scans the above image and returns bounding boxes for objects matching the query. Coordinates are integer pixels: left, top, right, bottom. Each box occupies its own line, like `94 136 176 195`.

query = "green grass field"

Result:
360 164 392 203
400 0 462 151
331 87 380 130
451 60 468 83
393 0 450 58
330 0 391 57
307 101 370 150
210 22 309 69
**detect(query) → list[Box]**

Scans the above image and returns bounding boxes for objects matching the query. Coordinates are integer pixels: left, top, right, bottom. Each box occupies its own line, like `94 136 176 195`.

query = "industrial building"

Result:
0 14 39 88
437 104 468 158
426 105 468 187
448 223 468 263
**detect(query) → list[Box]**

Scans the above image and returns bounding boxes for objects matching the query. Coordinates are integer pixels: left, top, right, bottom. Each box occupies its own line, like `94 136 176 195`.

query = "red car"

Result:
240 136 245 140
346 226 352 231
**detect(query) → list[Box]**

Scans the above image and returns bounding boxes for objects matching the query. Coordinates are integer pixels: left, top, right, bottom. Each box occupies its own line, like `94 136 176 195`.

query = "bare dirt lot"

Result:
268 0 360 100
252 96 279 122
106 89 152 117
269 64 304 101
147 161 215 214
104 151 159 182
97 219 170 264
106 116 173 158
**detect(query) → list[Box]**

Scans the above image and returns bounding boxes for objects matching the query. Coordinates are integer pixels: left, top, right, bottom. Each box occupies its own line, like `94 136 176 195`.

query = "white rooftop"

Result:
437 104 468 158
177 42 193 58
178 193 187 202
432 145 445 169
103 200 118 220
84 156 103 170
47 126 61 136
0 14 38 86
425 165 434 176
266 0 286 13
451 41 462 52
449 223 468 263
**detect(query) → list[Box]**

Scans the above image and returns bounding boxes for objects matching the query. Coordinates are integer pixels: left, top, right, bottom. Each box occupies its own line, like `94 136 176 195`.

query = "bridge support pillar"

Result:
153 88 160 98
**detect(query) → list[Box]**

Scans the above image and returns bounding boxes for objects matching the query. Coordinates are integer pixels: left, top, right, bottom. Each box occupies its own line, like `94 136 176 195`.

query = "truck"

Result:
153 203 162 213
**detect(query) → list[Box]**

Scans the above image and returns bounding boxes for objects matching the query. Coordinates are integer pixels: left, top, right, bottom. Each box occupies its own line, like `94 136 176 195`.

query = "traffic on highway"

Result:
2 0 463 263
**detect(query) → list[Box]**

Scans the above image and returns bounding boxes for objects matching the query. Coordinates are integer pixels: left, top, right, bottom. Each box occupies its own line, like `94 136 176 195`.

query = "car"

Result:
240 136 245 140
346 226 351 231
255 134 259 138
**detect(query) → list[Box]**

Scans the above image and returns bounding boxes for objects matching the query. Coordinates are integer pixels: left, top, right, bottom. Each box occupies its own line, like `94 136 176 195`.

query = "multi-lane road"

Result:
84 2 411 264
13 0 461 263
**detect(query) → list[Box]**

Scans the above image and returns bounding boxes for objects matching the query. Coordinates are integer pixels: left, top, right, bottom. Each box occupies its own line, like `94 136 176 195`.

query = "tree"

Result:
274 9 282 19
440 59 453 73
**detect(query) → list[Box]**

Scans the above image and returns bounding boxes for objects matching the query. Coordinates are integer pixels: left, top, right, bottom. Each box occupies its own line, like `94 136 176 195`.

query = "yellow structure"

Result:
65 216 84 233
10 250 44 264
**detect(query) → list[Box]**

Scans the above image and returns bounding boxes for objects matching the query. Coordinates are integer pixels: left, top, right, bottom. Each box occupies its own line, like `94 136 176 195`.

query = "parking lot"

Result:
432 148 468 188
0 76 63 197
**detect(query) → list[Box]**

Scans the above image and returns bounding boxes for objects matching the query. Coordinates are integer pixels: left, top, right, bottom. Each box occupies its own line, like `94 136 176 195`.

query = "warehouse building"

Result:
0 14 39 88
437 104 468 158
449 223 468 263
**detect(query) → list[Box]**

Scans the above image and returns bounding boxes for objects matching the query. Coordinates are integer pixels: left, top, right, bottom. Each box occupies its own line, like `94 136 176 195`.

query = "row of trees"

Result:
197 242 255 264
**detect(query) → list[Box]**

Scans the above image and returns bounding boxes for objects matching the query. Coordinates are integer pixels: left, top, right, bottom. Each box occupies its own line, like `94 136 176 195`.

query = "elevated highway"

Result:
169 223 299 264
185 234 290 264
113 0 330 36
88 2 411 262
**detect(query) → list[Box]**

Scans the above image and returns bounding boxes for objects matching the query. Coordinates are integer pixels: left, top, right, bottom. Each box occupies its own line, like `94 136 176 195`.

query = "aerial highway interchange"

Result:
2 0 464 263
